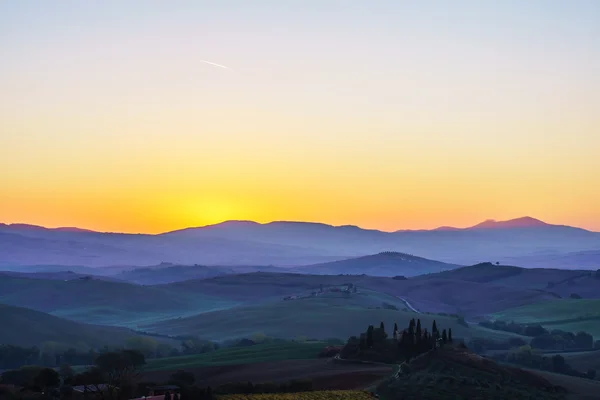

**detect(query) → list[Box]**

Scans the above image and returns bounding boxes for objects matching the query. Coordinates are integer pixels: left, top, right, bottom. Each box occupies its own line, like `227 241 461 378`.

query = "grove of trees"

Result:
340 318 451 363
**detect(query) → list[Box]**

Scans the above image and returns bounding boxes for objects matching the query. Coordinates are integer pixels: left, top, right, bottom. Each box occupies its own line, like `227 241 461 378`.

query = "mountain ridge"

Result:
2 216 594 235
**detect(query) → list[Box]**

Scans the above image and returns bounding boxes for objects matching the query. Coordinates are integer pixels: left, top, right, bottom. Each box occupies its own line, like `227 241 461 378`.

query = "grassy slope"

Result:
491 299 600 338
144 341 326 371
0 303 140 347
142 293 523 342
491 299 600 323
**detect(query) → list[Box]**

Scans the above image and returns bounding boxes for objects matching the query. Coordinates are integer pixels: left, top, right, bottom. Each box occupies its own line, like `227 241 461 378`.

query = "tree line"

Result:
478 321 598 350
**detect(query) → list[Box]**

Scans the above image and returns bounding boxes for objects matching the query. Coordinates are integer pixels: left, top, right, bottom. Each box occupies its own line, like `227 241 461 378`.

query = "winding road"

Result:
395 296 420 313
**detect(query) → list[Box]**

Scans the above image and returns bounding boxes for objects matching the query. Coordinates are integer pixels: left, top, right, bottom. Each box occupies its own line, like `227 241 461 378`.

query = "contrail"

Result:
201 60 233 71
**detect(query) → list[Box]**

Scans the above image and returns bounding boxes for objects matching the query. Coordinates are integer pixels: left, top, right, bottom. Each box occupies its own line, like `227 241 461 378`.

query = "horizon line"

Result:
1 215 594 235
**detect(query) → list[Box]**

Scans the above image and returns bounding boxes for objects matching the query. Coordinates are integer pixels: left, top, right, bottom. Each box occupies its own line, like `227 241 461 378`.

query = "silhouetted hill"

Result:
2 217 600 267
469 216 550 229
293 251 460 277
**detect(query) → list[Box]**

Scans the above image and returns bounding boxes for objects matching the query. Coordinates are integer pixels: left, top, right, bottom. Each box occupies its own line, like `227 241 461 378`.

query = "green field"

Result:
144 341 327 371
491 299 600 323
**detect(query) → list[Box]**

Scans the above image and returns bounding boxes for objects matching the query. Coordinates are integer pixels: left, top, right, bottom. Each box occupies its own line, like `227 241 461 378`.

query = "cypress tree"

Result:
394 322 398 333
380 321 385 333
408 319 415 338
442 329 448 344
415 319 422 344
366 325 374 348
432 320 438 336
448 328 453 343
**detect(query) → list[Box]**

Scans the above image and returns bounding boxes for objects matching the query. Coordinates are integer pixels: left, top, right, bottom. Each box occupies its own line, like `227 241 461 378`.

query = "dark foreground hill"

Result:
293 251 461 277
378 344 568 399
0 304 140 348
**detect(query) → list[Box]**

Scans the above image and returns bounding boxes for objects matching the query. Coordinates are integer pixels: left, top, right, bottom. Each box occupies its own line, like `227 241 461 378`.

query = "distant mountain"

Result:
468 216 549 229
435 216 578 231
293 252 461 277
2 217 600 268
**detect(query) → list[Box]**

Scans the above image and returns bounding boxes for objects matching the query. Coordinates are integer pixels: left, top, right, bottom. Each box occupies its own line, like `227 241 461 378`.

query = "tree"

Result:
574 331 594 349
415 319 422 341
59 364 75 384
432 320 438 337
34 368 60 393
126 336 159 358
164 391 171 400
366 325 374 348
94 350 146 399
380 321 385 333
524 325 547 337
170 370 195 387
448 328 453 343
552 354 566 373
441 329 448 344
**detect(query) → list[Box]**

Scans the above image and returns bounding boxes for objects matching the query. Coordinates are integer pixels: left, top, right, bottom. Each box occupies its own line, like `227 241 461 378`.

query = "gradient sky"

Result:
1 1 599 233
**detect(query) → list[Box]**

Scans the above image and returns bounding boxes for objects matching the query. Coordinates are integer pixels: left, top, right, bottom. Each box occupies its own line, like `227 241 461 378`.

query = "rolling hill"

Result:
377 344 568 399
491 299 600 338
140 290 525 342
0 304 143 347
293 251 461 277
158 271 560 318
416 263 590 289
0 275 235 327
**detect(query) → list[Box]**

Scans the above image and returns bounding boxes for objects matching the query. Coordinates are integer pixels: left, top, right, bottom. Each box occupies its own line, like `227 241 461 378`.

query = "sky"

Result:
1 0 599 233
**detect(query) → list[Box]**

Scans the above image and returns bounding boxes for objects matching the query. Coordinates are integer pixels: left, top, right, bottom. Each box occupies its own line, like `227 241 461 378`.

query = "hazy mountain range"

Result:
1 217 599 269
